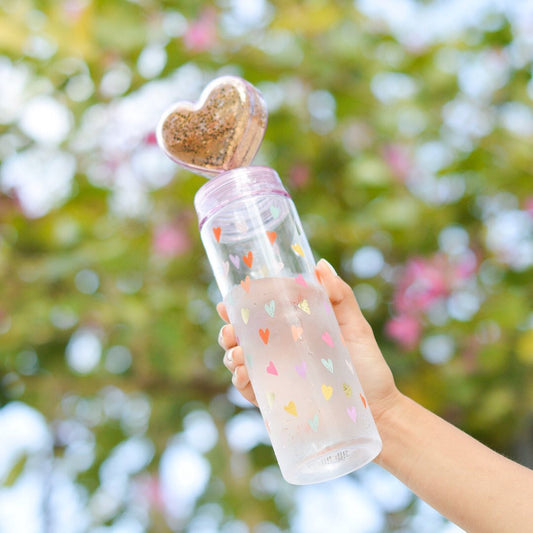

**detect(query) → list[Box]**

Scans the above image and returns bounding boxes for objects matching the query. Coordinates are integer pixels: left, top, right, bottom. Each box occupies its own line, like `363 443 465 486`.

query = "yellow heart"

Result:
321 384 333 401
291 243 304 257
267 392 275 409
343 383 352 397
157 76 267 177
284 401 298 416
241 308 250 324
297 299 311 314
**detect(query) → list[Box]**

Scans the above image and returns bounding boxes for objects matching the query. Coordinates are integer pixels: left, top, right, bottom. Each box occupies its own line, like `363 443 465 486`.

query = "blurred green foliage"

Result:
0 0 532 531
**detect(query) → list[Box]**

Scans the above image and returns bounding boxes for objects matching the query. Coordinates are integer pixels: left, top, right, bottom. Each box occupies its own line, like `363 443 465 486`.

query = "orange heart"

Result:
212 226 221 242
157 76 268 177
266 231 277 244
240 276 250 293
243 251 253 268
291 325 303 342
259 328 270 344
360 393 367 408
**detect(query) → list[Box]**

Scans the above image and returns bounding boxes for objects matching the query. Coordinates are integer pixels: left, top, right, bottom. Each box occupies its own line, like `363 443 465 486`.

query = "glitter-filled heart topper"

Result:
156 76 268 178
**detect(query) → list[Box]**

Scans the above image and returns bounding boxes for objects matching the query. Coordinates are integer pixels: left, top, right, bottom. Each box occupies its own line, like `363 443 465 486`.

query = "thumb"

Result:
315 259 375 344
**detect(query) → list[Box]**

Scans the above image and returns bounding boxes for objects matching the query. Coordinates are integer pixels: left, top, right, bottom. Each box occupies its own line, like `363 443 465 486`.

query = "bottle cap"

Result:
156 76 268 178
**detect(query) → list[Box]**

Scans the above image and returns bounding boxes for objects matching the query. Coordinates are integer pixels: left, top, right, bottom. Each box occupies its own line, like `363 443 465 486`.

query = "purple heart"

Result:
229 254 240 269
295 361 307 378
347 406 357 423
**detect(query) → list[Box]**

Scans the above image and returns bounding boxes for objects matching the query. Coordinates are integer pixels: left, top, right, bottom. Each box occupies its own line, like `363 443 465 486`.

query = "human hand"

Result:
217 259 400 422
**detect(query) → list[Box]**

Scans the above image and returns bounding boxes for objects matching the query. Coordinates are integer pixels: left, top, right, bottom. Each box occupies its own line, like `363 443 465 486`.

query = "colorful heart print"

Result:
321 331 334 347
321 358 334 373
345 359 355 375
259 328 270 344
291 243 304 257
291 325 304 341
245 352 253 368
284 401 298 416
347 406 357 423
308 414 319 432
360 393 367 408
343 383 352 397
321 384 333 400
266 231 277 244
157 76 268 177
267 392 275 408
240 276 251 292
294 274 307 287
230 254 240 269
270 205 280 219
212 226 221 242
243 251 253 268
295 360 307 377
266 360 278 375
297 299 311 314
264 300 276 317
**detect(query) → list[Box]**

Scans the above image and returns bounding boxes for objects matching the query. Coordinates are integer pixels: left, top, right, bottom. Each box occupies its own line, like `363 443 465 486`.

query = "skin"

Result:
217 259 533 532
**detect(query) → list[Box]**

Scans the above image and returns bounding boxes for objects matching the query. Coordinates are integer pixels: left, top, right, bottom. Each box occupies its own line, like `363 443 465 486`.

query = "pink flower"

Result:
453 250 478 280
62 0 86 21
383 144 412 181
184 8 217 52
385 315 422 350
153 224 191 258
394 256 448 314
144 131 158 145
133 474 164 511
289 164 311 189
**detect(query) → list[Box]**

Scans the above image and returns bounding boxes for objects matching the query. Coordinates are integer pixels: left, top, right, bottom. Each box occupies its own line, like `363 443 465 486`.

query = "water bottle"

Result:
194 165 382 484
157 75 382 484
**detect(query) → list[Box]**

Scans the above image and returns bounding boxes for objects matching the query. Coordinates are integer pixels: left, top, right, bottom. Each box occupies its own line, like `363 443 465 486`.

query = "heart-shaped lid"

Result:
156 76 268 178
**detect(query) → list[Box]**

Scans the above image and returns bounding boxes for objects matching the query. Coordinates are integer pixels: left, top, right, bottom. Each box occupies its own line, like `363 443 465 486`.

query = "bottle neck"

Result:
194 166 290 230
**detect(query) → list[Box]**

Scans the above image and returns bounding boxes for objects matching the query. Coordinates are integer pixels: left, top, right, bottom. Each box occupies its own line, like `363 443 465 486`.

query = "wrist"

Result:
373 391 418 471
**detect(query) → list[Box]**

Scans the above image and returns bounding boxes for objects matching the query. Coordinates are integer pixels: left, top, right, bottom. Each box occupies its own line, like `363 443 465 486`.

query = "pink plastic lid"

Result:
194 166 290 229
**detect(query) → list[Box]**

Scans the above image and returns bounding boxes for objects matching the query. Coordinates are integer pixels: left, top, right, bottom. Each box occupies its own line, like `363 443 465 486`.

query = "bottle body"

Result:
196 167 382 484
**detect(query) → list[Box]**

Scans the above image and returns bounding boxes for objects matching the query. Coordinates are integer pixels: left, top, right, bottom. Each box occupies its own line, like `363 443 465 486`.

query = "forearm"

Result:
375 393 533 532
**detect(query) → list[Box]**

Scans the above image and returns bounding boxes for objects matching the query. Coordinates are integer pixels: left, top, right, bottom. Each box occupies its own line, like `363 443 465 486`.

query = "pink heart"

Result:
321 331 334 347
229 254 240 269
266 361 278 375
295 361 307 377
294 274 307 287
347 406 357 423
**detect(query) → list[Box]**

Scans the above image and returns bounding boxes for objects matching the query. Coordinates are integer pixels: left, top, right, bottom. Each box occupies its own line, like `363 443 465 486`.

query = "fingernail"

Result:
226 347 234 363
232 367 239 383
218 326 226 346
319 258 337 276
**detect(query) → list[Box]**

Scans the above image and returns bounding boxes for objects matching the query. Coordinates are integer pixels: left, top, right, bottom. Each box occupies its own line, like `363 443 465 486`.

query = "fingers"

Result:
315 259 375 344
216 302 229 323
218 321 258 406
218 323 237 351
222 345 243 374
